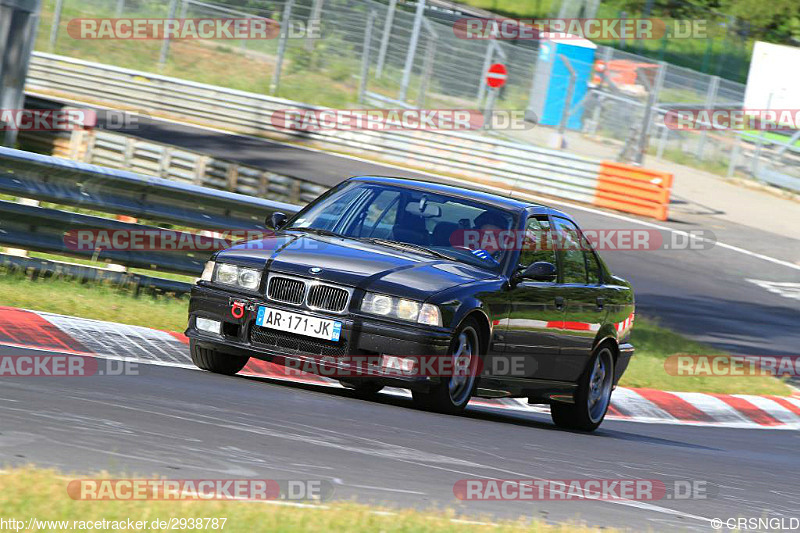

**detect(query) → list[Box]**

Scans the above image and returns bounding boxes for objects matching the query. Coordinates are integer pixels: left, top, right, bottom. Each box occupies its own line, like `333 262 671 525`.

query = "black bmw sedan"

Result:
186 177 635 431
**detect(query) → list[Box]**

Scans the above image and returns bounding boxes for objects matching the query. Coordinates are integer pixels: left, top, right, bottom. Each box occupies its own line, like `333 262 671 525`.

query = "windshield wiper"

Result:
365 238 456 261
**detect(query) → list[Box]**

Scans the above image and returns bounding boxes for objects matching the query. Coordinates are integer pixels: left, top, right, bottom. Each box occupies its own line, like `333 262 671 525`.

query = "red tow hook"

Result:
231 301 245 319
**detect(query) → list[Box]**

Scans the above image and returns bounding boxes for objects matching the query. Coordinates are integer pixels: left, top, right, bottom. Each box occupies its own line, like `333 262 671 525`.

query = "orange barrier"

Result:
593 162 673 221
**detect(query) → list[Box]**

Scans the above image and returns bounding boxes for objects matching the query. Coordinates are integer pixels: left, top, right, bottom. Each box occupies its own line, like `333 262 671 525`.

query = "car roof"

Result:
348 176 547 213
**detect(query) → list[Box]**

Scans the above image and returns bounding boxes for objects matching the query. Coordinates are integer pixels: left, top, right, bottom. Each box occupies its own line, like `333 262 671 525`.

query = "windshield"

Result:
286 182 516 272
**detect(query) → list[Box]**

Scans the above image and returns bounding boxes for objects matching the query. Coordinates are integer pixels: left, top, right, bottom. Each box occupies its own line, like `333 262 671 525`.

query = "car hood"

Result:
216 232 497 300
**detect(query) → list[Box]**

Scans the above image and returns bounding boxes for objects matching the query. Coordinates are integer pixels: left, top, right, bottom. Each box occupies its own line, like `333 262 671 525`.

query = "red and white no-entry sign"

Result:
486 63 507 88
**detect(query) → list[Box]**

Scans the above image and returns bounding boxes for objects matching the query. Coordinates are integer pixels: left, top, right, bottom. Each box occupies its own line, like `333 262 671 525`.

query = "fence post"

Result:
633 62 664 165
727 136 741 178
49 0 64 51
656 123 668 159
696 75 719 160
750 92 772 176
116 0 125 17
551 54 575 149
398 0 426 103
159 0 179 66
375 0 396 79
416 18 437 108
305 0 324 51
417 36 436 108
477 40 495 104
270 0 295 95
358 11 377 105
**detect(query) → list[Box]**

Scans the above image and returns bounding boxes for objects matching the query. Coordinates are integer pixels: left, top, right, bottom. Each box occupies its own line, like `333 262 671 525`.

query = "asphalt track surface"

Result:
1 345 799 531
5 96 799 530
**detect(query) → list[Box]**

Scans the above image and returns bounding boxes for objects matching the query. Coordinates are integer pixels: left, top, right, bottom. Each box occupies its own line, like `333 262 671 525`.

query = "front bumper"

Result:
185 283 452 389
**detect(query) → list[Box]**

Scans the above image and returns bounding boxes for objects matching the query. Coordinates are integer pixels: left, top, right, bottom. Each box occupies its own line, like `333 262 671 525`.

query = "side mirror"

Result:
520 261 557 282
268 212 288 230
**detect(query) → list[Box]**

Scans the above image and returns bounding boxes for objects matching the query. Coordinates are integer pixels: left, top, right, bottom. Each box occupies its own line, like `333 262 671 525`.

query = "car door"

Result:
550 216 608 382
496 215 565 383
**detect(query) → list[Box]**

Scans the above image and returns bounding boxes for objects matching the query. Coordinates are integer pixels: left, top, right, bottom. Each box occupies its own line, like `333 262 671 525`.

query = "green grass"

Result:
0 272 190 332
0 271 790 395
0 467 600 533
622 318 790 395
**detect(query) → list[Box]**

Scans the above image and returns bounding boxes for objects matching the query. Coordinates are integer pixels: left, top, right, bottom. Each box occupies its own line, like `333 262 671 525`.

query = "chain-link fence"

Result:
37 0 795 190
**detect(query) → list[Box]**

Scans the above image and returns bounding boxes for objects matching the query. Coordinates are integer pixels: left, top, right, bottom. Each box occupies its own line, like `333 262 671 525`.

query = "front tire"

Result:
551 346 615 432
412 318 481 414
190 339 249 375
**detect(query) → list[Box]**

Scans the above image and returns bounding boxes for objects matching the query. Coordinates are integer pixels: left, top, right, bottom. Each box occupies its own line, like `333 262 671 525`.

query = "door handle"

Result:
554 296 565 310
596 297 604 310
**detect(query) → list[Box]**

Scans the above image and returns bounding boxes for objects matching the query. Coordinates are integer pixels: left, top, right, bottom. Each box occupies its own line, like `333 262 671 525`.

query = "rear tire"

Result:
551 346 615 432
190 339 249 376
412 318 481 415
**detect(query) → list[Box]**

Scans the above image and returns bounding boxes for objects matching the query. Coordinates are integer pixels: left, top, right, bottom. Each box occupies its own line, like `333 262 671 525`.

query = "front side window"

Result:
519 216 557 269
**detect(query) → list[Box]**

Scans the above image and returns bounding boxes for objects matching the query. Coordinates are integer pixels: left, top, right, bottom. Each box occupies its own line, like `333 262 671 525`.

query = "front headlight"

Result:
213 263 262 291
361 292 441 326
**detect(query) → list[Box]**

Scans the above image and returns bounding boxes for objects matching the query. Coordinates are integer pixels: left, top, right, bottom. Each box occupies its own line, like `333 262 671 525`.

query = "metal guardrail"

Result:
0 146 300 232
0 253 195 296
0 146 301 283
26 52 610 208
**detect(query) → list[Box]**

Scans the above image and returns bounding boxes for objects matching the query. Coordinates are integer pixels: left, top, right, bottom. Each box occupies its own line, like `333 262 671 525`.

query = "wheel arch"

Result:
461 309 492 355
592 335 620 367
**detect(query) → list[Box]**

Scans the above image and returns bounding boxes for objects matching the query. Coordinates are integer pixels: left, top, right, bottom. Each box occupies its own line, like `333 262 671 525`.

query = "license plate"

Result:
256 306 342 342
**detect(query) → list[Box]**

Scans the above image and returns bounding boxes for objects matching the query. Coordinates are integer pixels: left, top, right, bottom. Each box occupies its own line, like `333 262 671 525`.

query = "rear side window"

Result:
552 217 587 284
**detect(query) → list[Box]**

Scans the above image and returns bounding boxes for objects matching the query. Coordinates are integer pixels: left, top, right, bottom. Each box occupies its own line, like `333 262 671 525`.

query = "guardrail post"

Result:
159 147 173 178
49 0 63 51
270 0 295 95
194 155 209 185
358 11 377 105
259 171 270 196
375 0 396 79
159 0 179 66
398 0 426 103
226 164 239 192
123 137 135 169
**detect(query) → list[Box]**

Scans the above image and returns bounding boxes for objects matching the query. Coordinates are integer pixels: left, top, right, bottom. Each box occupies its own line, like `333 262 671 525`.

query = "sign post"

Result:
484 63 507 129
